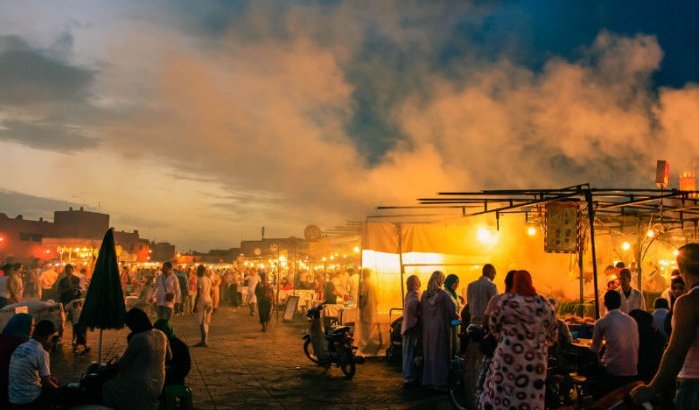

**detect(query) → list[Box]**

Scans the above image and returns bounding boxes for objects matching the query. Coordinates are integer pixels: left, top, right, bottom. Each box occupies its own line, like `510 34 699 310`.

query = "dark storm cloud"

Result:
0 34 103 152
0 119 97 152
0 189 79 220
0 35 95 105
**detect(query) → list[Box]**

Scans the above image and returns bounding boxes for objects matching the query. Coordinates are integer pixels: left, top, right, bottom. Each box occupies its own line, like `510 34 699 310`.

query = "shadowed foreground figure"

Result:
103 308 171 410
0 313 33 409
154 319 191 386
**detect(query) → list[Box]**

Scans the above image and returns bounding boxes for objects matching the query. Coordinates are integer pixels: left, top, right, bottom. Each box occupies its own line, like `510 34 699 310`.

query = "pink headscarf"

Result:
512 270 537 297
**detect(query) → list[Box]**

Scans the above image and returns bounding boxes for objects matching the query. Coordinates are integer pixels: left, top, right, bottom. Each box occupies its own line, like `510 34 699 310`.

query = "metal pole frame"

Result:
585 190 601 319
397 223 406 308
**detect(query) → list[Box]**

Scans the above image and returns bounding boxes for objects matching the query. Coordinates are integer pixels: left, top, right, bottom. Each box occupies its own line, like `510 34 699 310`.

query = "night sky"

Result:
0 0 697 249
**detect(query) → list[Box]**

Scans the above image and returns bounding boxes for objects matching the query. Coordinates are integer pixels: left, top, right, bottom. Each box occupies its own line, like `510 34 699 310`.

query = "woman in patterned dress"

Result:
479 270 557 410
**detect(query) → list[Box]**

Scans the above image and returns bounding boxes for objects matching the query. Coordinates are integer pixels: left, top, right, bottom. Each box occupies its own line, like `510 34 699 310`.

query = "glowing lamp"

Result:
673 249 680 256
646 229 655 238
477 227 497 245
527 226 537 236
353 246 360 253
621 242 631 251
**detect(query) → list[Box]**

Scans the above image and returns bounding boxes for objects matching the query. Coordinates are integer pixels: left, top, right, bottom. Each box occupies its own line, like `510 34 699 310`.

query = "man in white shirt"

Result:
464 264 498 325
151 262 181 321
39 264 59 301
193 265 213 347
618 268 646 313
246 270 260 317
590 290 640 393
9 320 61 407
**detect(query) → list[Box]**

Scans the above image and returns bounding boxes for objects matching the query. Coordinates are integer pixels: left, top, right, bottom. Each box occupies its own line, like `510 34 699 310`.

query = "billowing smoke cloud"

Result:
102 2 698 229
1 0 698 246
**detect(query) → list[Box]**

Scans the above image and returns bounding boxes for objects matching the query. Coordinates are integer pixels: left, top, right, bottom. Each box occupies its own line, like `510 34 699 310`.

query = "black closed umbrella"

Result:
79 228 126 362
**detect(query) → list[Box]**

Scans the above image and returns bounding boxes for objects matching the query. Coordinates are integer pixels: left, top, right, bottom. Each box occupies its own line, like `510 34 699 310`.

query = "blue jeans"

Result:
676 379 699 410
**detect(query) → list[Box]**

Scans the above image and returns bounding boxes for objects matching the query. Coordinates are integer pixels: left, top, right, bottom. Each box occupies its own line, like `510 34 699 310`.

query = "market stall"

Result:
358 183 699 356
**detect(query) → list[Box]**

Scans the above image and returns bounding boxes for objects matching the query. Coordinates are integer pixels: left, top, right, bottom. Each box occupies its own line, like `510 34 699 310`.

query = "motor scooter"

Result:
302 302 362 378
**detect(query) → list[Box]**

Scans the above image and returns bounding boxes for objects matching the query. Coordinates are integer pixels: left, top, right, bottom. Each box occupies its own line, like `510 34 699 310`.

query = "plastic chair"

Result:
160 384 193 410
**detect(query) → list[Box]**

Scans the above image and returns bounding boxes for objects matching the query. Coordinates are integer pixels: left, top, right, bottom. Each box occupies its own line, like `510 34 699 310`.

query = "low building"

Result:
151 242 176 262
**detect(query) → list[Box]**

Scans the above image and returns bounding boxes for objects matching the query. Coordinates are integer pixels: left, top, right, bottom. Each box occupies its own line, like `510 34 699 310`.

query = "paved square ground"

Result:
52 306 453 410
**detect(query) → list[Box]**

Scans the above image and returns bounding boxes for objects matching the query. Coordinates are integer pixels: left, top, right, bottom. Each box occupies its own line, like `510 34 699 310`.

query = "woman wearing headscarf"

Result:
480 270 558 410
103 308 171 410
0 313 33 409
255 272 274 332
444 274 461 355
421 270 457 390
154 319 191 386
401 275 422 385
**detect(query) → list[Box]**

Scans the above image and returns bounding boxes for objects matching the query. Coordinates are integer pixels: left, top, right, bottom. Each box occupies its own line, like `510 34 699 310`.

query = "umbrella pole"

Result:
98 329 103 364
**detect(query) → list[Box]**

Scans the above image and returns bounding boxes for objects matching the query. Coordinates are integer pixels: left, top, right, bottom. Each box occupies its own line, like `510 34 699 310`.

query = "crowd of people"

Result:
399 244 699 410
1 242 697 409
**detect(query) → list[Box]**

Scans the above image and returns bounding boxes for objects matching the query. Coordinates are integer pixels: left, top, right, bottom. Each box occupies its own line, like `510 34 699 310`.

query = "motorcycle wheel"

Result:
338 346 356 379
448 368 468 410
303 339 320 364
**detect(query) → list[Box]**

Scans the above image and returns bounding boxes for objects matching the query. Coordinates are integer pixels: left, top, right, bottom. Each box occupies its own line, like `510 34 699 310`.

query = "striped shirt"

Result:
9 339 50 405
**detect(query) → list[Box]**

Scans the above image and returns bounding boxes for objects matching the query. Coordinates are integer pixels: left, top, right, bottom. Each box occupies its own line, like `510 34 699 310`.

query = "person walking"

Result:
480 270 557 410
401 275 421 386
151 262 181 321
421 271 457 391
246 270 260 317
255 272 274 332
210 270 222 312
57 264 80 307
226 269 240 307
193 265 213 347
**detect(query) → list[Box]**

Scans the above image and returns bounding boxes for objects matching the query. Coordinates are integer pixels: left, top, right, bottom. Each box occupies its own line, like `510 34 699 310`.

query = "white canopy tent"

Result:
356 216 580 356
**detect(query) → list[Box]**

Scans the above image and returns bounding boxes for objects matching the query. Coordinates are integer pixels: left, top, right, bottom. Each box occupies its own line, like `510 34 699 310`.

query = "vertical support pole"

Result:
636 219 643 293
397 223 405 308
585 190 601 319
578 238 584 305
98 329 103 364
275 242 280 322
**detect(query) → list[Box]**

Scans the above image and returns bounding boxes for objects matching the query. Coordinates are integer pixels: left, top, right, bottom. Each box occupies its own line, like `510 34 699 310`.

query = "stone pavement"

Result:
52 306 453 410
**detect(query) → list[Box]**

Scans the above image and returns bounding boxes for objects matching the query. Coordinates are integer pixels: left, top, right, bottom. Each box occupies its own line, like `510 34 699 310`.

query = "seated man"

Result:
590 290 640 393
9 320 61 408
651 297 671 341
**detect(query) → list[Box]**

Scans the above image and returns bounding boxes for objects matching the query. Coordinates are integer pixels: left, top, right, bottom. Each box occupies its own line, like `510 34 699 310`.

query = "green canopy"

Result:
79 228 126 331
